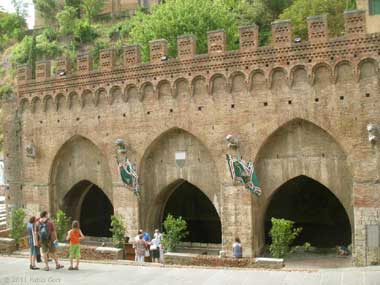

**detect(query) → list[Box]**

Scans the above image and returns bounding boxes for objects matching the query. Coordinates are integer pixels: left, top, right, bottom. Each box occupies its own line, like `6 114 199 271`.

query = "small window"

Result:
369 0 380 15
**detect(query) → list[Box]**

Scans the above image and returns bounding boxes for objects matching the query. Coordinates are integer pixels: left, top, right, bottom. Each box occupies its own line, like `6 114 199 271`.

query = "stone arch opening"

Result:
63 180 114 237
140 128 221 241
162 180 222 243
255 118 352 253
49 135 113 217
264 175 351 247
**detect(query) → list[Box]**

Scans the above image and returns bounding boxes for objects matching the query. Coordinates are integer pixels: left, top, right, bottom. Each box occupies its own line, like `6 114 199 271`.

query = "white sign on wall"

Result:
175 151 186 168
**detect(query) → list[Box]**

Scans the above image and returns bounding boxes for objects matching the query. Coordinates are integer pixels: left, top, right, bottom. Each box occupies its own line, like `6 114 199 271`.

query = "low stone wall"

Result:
0 229 10 238
164 253 284 269
55 243 123 260
0 238 16 254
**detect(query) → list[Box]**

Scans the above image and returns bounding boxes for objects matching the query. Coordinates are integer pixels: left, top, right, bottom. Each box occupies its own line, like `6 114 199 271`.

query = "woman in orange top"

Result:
66 220 84 270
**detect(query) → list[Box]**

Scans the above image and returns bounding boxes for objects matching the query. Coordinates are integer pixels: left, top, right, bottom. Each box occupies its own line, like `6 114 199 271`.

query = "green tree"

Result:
279 0 354 39
161 214 188 252
269 218 302 258
81 0 105 24
127 0 239 62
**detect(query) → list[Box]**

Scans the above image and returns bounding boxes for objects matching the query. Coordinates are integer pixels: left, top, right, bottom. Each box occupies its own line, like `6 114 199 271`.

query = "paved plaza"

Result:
0 256 379 285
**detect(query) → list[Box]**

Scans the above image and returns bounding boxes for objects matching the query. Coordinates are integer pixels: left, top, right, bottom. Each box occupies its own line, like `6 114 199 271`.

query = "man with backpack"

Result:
36 211 64 271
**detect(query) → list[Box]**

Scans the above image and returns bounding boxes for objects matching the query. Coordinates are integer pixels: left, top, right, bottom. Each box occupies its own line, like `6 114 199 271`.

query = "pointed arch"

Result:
140 127 221 234
49 134 113 215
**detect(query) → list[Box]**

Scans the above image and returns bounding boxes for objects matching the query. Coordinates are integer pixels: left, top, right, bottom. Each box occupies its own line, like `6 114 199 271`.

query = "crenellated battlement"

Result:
16 10 380 110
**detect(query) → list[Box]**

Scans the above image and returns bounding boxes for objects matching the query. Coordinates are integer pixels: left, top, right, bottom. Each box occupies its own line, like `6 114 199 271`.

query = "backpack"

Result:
38 220 50 242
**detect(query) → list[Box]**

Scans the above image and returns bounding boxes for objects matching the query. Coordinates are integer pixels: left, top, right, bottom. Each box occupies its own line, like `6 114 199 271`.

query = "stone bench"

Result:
255 257 284 268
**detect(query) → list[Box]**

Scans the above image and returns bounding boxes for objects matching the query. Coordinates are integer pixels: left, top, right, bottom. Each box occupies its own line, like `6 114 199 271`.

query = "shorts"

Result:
30 245 37 257
151 249 160 259
41 240 56 254
69 244 81 259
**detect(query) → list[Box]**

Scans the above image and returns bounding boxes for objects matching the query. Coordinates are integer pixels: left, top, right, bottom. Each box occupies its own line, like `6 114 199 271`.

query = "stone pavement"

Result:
0 256 380 285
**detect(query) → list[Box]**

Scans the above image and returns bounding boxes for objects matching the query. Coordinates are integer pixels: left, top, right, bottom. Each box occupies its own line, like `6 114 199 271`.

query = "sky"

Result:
0 0 35 29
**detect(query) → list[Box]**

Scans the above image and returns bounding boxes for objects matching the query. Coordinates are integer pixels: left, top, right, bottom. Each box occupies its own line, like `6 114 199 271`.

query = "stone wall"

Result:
5 11 380 266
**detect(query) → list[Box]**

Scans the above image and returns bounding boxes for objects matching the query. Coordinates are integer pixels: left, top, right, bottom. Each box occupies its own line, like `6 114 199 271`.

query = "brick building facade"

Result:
5 9 380 265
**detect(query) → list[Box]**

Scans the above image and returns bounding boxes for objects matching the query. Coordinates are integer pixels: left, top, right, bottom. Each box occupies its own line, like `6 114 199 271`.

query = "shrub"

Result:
110 215 125 248
269 218 302 258
54 210 71 242
10 208 26 246
161 214 188 252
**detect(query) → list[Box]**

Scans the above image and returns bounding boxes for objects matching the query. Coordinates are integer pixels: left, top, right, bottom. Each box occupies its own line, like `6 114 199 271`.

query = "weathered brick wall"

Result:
6 11 380 266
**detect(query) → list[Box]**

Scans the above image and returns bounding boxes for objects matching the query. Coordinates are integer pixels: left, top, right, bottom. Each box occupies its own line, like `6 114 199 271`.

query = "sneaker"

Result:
56 264 64 270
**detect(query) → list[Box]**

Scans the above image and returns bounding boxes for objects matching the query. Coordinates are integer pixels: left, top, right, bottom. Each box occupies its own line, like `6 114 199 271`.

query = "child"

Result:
66 220 85 270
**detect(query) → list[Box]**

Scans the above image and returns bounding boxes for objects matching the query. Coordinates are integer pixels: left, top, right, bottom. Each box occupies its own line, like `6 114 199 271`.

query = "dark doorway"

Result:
80 185 113 237
162 181 221 243
63 181 114 237
264 175 351 247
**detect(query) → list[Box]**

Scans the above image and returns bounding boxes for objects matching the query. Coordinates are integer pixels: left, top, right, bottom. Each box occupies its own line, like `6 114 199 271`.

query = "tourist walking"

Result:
27 216 39 270
135 234 147 262
232 237 243 258
37 211 64 271
66 220 85 270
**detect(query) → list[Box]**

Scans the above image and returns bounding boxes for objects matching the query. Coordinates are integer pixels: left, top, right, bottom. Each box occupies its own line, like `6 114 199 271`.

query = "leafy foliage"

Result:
54 210 72 242
127 0 239 61
269 218 302 258
109 215 126 248
279 0 356 39
0 11 27 50
57 5 79 36
10 208 26 246
161 214 188 252
33 0 61 26
81 0 105 24
0 84 14 99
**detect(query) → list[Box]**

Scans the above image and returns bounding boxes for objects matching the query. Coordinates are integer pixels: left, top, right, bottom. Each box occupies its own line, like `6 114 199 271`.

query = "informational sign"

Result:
175 151 186 168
